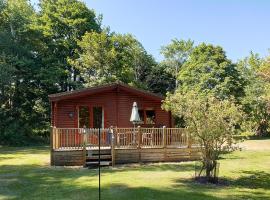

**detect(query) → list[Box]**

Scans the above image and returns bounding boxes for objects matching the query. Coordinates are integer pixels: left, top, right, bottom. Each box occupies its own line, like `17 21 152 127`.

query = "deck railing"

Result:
51 127 195 150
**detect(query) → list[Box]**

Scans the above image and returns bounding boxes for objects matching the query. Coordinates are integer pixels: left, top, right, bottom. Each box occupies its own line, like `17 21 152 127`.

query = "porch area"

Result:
50 127 201 166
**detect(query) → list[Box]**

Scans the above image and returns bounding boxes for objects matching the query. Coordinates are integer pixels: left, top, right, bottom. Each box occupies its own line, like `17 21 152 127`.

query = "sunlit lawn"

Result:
0 139 270 200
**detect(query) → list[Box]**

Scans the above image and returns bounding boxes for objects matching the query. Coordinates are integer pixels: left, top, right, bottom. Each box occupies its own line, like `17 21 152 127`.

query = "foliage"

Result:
0 0 102 145
259 54 270 101
163 90 244 182
0 0 47 145
145 63 175 95
0 0 269 145
238 53 270 136
0 0 163 145
160 39 194 88
32 0 101 91
178 43 245 100
70 30 157 89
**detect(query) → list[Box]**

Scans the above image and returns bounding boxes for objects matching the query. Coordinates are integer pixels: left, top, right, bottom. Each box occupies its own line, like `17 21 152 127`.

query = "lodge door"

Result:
78 105 104 128
93 106 104 128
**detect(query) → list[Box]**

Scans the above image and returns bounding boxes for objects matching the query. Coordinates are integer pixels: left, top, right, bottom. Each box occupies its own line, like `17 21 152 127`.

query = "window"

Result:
145 110 155 124
138 109 144 123
93 106 104 128
138 108 156 125
78 106 90 128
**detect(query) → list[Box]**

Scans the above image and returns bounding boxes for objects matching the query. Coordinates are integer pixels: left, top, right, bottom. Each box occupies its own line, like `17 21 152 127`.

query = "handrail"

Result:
51 127 194 150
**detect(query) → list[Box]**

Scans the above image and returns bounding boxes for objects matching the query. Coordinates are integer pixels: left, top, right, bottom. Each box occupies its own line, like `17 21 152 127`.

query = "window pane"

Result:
93 107 103 128
138 109 144 123
146 110 155 124
78 106 90 128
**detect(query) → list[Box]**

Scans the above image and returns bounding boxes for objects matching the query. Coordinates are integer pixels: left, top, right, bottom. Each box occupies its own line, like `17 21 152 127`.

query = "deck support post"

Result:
50 126 54 166
83 127 87 167
111 126 115 167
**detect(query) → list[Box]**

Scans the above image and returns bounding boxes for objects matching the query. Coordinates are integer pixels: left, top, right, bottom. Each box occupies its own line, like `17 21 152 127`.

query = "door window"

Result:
93 106 104 128
78 106 90 128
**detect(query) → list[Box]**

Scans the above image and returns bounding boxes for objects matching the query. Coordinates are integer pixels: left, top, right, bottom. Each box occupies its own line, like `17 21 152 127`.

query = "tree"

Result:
160 39 194 88
145 63 175 95
0 0 102 144
70 30 156 88
32 0 101 91
260 55 270 113
163 90 243 182
178 43 245 100
238 52 270 136
0 0 45 144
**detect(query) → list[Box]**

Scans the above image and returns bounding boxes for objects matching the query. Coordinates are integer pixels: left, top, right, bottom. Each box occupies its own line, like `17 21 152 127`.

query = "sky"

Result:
31 0 270 62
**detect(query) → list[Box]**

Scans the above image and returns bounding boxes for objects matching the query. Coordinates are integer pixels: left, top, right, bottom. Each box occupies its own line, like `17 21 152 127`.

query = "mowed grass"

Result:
1 139 270 200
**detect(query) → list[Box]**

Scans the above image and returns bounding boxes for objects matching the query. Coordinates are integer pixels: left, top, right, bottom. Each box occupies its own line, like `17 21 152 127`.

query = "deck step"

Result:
87 149 111 156
86 161 112 167
86 155 112 160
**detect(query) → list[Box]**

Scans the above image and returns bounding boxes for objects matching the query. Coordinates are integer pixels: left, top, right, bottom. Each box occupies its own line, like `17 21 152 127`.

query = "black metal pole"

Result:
98 127 101 200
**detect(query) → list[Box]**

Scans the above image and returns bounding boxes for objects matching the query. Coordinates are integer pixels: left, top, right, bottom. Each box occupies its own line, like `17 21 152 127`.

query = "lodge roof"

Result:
48 82 164 102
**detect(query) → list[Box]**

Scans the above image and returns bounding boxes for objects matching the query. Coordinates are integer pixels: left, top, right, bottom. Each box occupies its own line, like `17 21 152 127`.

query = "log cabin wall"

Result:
50 84 173 128
117 91 170 127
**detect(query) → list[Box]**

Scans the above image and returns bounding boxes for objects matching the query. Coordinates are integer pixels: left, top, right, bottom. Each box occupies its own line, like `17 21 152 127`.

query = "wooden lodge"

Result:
49 83 201 166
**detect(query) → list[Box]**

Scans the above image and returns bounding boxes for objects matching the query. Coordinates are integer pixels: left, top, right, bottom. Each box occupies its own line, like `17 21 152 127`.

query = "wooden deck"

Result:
50 127 201 166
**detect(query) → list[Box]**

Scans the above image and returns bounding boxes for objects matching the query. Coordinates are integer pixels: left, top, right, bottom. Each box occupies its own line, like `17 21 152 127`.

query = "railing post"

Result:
115 126 119 148
162 126 166 148
110 126 115 167
187 130 192 148
55 127 58 149
83 127 87 167
187 130 192 159
137 126 142 163
50 126 54 166
138 126 142 148
163 126 167 161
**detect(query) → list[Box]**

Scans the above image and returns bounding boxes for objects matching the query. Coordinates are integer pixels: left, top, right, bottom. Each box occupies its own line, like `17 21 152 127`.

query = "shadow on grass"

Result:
0 162 209 200
0 146 49 155
173 169 270 200
231 170 270 190
1 146 269 200
1 162 270 200
111 162 195 173
0 163 221 200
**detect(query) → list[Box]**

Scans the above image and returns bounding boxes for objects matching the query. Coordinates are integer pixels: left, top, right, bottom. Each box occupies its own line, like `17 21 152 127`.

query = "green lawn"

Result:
1 139 270 200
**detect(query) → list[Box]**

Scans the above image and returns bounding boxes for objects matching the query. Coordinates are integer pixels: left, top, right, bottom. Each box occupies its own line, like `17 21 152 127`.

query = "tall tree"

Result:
0 0 44 144
160 39 194 88
0 0 102 144
70 30 156 88
178 43 245 100
145 63 175 95
238 52 270 136
32 0 101 91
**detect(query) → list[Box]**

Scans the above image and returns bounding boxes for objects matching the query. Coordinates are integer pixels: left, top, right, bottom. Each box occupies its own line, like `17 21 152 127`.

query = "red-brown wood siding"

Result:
52 88 172 128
